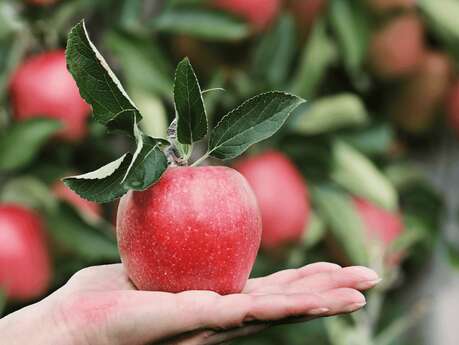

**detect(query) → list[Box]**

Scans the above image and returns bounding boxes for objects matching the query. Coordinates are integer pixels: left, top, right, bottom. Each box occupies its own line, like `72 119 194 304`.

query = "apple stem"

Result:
190 152 210 167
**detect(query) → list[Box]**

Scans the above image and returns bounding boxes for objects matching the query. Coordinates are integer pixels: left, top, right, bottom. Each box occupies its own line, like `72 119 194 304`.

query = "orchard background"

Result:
1 0 459 344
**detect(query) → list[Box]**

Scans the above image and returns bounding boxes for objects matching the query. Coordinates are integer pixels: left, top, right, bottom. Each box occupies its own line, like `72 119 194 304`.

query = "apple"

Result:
9 50 91 141
52 181 102 220
290 0 328 36
212 0 281 31
446 80 459 137
234 151 309 250
0 204 51 301
368 14 424 79
116 166 262 295
367 0 416 13
392 51 453 133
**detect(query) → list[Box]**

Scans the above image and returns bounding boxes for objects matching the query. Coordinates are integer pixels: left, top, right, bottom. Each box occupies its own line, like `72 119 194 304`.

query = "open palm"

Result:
48 262 380 345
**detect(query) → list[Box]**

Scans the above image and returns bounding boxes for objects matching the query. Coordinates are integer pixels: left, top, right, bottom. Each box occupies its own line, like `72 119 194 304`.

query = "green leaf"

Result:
329 0 370 80
105 30 173 99
174 57 207 144
338 123 393 156
63 127 168 203
46 203 119 262
418 0 459 59
132 89 169 139
313 185 368 265
208 92 305 160
0 118 61 171
0 176 57 212
252 14 296 86
290 19 337 98
151 8 250 41
0 288 5 316
331 141 398 211
303 211 325 249
289 93 368 135
66 20 141 131
64 154 132 203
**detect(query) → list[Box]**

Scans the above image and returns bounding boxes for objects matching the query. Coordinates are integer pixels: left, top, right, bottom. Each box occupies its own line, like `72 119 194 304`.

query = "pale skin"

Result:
0 262 380 345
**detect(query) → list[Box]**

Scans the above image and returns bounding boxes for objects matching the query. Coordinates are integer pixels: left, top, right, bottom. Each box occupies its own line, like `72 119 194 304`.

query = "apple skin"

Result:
234 151 309 250
290 0 328 36
392 51 453 133
369 14 424 80
0 204 51 301
9 50 91 141
52 181 102 220
117 166 262 295
212 0 281 31
353 197 404 265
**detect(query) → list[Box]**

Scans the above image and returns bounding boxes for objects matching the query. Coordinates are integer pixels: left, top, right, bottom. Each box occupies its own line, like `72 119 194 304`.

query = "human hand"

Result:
0 262 380 345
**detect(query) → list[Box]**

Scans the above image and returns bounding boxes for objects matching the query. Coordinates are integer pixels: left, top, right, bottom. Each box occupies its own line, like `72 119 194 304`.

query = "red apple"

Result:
9 50 91 141
52 181 102 220
446 80 459 137
0 204 51 301
116 166 262 295
353 197 404 265
367 0 416 13
290 0 328 36
369 14 424 79
392 51 453 133
234 151 309 250
212 0 281 31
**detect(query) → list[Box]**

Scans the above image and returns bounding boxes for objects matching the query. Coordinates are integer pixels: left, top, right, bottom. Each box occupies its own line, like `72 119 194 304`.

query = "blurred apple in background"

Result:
392 51 453 133
0 204 51 301
212 0 281 31
234 151 310 250
9 50 91 141
52 181 102 221
290 0 328 36
369 14 424 80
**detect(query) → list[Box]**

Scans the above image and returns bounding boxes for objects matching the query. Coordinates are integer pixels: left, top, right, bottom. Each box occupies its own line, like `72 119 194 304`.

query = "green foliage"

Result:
0 118 61 172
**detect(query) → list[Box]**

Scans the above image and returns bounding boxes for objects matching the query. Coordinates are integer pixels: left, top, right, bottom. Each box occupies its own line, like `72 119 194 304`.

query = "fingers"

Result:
244 262 341 293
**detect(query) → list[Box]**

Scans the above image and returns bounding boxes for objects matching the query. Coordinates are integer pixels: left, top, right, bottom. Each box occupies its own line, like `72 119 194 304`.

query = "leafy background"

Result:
1 0 459 344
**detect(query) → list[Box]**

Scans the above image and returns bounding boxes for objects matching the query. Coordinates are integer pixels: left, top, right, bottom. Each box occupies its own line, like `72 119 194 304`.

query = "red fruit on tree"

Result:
212 0 281 30
367 0 416 13
234 151 309 250
0 204 51 301
290 0 328 35
52 181 102 220
9 50 91 141
116 166 262 295
369 14 424 79
446 80 459 137
353 198 404 265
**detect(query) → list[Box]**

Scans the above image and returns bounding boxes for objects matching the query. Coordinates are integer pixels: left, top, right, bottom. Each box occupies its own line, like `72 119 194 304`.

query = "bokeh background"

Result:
1 0 459 344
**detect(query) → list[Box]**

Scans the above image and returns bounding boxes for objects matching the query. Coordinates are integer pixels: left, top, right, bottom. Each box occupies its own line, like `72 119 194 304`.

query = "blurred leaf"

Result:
289 93 368 135
0 2 23 40
208 92 305 160
303 211 326 249
418 0 459 58
66 21 141 132
203 70 226 122
329 0 370 80
151 8 250 41
133 89 169 139
46 203 119 262
0 176 57 212
447 243 459 270
339 123 393 156
174 57 208 144
313 185 368 265
105 30 173 99
0 118 61 172
389 222 424 255
385 163 424 189
0 288 5 316
290 19 337 98
252 14 296 86
332 141 398 211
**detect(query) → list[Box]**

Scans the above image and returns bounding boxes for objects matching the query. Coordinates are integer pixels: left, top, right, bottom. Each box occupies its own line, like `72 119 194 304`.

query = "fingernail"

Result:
309 308 329 315
356 278 382 290
345 302 366 312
